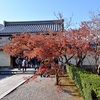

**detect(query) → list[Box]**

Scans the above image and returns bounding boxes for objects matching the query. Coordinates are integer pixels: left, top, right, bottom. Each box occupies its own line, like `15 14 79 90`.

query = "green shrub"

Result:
66 65 100 100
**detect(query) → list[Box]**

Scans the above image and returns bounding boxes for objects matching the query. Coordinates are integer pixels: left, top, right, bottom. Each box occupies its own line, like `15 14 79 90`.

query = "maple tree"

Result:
3 25 94 66
81 12 100 74
3 15 100 80
3 27 92 81
64 23 93 67
82 15 100 65
3 31 70 84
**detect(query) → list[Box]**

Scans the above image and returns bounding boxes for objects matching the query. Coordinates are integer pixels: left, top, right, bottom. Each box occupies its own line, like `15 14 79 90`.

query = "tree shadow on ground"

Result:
0 68 14 80
0 75 13 80
58 76 83 100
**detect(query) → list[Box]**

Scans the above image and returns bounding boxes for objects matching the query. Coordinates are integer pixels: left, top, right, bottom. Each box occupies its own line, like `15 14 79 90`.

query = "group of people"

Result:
15 56 40 72
15 56 59 75
15 56 28 72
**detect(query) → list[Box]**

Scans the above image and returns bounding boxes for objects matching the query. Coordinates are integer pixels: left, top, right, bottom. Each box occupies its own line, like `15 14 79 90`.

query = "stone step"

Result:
0 70 36 75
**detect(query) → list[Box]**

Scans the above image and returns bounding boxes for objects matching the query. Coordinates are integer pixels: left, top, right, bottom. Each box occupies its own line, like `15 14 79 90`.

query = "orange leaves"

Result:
4 32 67 60
3 27 94 66
32 48 43 57
32 74 37 80
56 86 62 93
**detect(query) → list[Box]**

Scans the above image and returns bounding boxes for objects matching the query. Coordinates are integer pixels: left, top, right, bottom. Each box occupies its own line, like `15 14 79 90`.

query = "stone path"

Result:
0 74 32 99
1 76 83 100
0 68 35 99
0 68 83 100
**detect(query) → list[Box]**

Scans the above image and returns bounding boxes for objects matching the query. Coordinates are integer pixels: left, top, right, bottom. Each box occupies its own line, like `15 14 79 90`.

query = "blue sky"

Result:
0 0 100 28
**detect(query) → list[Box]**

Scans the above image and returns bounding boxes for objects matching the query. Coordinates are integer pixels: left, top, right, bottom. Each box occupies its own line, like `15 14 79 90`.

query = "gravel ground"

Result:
1 76 82 100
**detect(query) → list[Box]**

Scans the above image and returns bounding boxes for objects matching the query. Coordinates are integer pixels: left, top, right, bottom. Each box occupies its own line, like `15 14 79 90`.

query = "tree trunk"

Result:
97 64 100 75
55 74 59 85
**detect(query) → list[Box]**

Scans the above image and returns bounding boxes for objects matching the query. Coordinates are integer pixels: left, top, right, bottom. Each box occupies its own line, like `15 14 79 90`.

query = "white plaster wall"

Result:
0 36 9 46
59 55 100 66
0 51 10 66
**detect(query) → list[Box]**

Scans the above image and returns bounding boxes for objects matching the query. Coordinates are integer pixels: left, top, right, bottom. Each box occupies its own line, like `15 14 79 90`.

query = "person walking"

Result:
15 56 22 70
22 57 28 73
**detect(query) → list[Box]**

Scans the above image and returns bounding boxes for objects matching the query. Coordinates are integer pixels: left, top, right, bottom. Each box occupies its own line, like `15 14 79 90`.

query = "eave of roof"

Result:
0 19 64 34
4 19 64 26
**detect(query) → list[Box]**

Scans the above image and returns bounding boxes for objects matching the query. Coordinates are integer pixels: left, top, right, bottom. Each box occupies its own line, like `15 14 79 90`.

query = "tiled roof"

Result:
0 20 64 34
0 24 3 30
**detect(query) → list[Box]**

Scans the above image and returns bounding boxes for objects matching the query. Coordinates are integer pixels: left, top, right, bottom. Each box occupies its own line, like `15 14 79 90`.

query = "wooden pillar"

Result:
10 56 14 68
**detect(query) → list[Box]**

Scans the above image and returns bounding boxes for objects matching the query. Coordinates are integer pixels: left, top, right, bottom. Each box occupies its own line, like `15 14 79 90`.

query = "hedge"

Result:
66 64 100 100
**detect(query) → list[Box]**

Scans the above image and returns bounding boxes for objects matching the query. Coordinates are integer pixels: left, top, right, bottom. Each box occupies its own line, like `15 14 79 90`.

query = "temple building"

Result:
0 19 64 67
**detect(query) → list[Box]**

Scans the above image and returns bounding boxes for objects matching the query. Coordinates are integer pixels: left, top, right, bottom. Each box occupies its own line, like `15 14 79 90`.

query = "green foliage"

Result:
66 65 100 100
